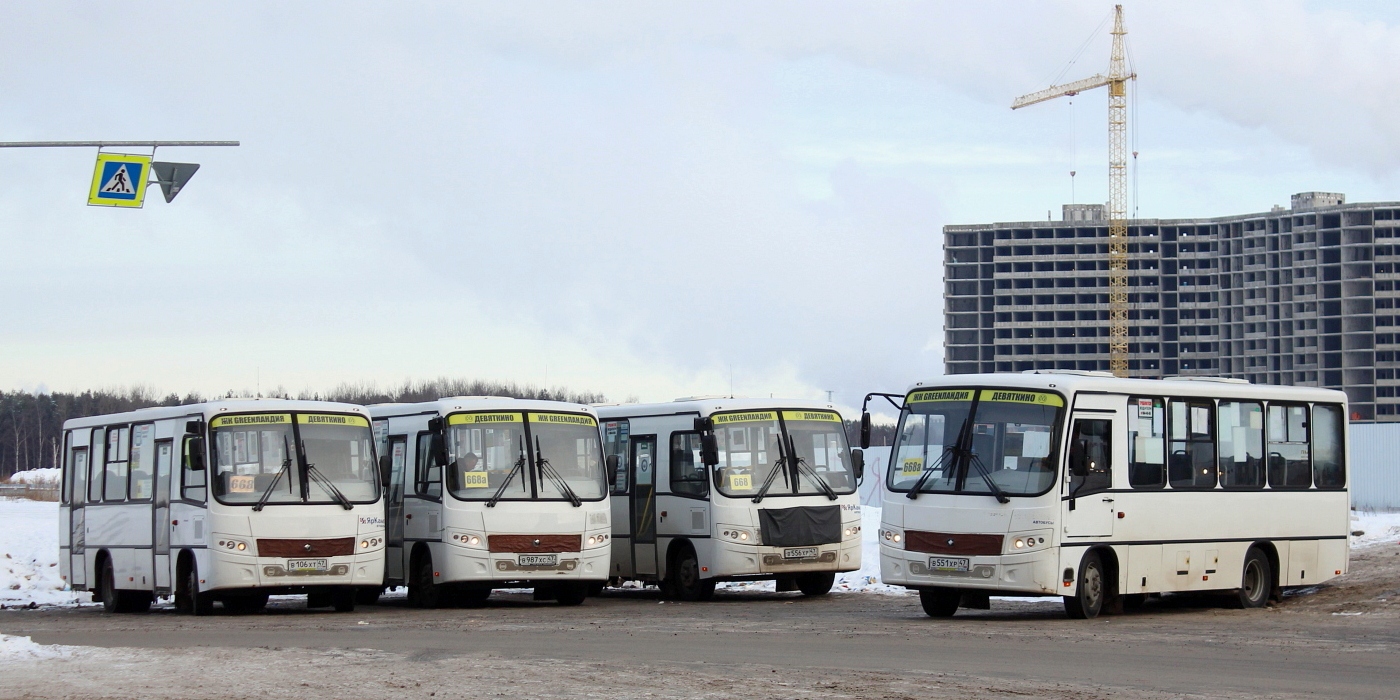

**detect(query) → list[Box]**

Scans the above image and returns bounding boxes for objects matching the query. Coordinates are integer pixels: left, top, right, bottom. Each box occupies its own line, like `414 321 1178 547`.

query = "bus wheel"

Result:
1064 551 1105 619
669 550 715 602
1237 548 1272 609
411 555 443 608
796 572 835 596
98 558 121 614
555 582 588 606
178 562 214 616
354 587 382 606
331 587 356 613
919 587 961 617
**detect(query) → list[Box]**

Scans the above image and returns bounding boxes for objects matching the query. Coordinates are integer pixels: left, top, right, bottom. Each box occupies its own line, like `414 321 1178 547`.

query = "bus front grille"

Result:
256 537 356 558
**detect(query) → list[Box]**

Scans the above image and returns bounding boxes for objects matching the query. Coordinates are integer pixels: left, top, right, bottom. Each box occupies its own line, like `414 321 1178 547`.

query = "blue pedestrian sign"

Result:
88 153 152 208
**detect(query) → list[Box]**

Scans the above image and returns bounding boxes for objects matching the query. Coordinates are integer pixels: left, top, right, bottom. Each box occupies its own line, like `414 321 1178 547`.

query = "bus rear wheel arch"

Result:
95 551 152 614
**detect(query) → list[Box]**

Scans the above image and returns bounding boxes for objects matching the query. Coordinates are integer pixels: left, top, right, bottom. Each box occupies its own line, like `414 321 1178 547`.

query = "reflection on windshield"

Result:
211 413 379 505
445 412 605 501
888 389 1063 497
711 410 856 498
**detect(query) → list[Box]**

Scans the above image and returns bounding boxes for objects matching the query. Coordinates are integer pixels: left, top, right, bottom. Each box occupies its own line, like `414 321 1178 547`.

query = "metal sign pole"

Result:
0 140 239 206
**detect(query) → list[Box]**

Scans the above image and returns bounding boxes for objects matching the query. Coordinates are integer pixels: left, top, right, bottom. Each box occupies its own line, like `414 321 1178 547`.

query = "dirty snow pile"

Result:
0 499 85 607
1349 510 1400 549
6 468 59 486
0 634 77 662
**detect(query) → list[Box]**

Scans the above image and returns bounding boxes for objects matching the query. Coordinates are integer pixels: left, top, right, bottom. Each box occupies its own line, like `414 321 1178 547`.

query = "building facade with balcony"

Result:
943 192 1400 421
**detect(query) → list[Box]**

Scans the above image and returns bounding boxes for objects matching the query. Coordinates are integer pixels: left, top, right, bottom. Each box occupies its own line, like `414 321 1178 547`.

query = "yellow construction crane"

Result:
1012 4 1135 377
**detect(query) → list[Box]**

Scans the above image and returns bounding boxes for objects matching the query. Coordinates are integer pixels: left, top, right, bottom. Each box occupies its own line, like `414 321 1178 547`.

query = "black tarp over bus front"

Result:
756 505 841 547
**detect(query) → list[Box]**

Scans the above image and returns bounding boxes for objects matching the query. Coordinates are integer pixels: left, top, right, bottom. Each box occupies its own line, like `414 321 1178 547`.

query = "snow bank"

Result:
0 500 85 607
0 634 77 662
1350 510 1400 549
7 469 59 487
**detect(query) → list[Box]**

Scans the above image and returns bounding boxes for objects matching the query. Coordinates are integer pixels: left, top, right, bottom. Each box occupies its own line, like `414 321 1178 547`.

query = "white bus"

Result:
59 400 385 615
368 398 609 607
866 372 1349 619
596 398 864 601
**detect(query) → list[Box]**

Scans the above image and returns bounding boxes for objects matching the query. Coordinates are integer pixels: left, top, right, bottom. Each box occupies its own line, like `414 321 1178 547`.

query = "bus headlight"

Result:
586 533 610 548
217 537 252 554
717 526 756 544
448 530 487 550
1006 531 1052 554
843 525 862 539
880 527 904 546
359 537 383 550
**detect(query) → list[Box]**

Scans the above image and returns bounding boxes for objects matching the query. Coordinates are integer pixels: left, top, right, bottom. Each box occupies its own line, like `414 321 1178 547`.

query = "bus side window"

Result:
1312 404 1345 489
669 432 708 499
1169 400 1216 489
104 427 130 502
1217 402 1264 489
1128 397 1165 489
417 433 442 498
1067 419 1112 496
603 420 630 495
129 424 155 501
89 428 105 504
68 444 89 505
181 435 207 503
1267 403 1311 489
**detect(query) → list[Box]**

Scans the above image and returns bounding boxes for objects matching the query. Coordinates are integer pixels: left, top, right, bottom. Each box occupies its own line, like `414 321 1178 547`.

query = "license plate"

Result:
519 554 558 567
783 547 818 560
929 557 969 572
287 558 328 572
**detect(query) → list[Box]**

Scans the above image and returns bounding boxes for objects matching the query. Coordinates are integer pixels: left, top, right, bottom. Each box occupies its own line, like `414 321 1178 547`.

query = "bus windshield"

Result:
211 413 379 506
712 409 857 498
887 388 1064 497
445 412 605 501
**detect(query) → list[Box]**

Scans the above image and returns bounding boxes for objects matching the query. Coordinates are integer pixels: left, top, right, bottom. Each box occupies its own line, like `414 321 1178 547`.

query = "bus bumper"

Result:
710 538 861 577
879 543 1060 595
442 546 610 583
205 549 385 592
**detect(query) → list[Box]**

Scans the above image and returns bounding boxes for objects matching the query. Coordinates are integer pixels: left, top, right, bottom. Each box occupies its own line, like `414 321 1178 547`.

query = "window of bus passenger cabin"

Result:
1068 419 1112 496
670 432 708 499
1267 403 1311 488
88 428 105 504
104 426 131 502
1217 402 1264 489
181 435 206 502
1168 400 1216 489
67 445 88 505
417 432 442 499
1128 397 1166 489
602 420 630 495
128 424 155 501
1313 404 1345 489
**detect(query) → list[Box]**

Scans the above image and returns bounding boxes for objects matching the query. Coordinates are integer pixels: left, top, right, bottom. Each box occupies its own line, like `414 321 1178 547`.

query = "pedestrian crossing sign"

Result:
87 153 152 208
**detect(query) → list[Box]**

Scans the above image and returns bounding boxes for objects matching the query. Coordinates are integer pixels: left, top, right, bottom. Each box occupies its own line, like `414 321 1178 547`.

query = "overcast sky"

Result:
3 1 1399 416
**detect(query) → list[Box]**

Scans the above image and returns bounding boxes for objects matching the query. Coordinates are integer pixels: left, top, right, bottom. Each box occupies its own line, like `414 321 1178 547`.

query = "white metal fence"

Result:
1349 424 1400 511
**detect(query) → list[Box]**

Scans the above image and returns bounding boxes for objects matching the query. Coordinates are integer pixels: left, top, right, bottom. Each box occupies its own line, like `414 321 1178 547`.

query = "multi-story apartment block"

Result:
943 192 1400 421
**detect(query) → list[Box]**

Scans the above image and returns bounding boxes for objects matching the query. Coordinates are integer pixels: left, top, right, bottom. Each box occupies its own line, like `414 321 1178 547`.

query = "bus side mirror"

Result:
187 437 206 471
379 455 392 488
430 433 449 468
693 417 708 433
185 420 204 436
606 454 620 486
700 434 719 467
851 449 865 480
860 412 872 449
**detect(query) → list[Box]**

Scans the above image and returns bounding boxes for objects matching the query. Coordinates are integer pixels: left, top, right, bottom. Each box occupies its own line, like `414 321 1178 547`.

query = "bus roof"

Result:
61 399 371 430
596 397 844 421
903 372 1348 405
365 397 598 419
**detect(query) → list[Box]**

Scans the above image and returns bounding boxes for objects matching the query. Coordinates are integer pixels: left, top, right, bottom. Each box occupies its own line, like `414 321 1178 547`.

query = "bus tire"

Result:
178 561 214 616
98 557 121 614
331 587 356 613
796 572 835 596
354 587 383 606
919 587 961 617
411 554 444 609
1236 547 1272 609
555 582 588 606
668 548 715 602
1064 551 1105 619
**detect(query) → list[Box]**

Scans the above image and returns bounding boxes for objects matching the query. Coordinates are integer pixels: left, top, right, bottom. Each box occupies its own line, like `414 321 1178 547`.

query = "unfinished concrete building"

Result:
943 192 1400 421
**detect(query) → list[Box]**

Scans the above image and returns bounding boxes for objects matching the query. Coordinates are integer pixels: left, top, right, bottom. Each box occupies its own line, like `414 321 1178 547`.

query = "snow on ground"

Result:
0 500 85 608
0 634 78 662
6 469 59 486
1350 509 1400 549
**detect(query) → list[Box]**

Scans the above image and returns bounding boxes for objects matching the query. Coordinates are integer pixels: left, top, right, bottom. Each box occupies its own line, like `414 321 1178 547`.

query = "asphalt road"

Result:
3 580 1398 699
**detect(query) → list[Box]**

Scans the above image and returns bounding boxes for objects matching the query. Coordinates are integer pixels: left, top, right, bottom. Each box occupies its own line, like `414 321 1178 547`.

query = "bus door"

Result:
67 435 90 588
386 435 409 581
631 435 658 577
1064 397 1120 538
153 439 174 591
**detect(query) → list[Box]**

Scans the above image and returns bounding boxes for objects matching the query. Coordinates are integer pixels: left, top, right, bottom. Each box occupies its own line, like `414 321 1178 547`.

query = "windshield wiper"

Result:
252 436 294 512
305 454 354 510
788 436 837 501
965 451 1011 504
486 437 527 508
533 436 581 507
905 445 955 500
751 434 789 504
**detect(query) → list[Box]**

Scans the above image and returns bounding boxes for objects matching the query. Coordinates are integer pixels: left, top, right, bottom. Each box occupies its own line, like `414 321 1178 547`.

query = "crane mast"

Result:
1012 5 1134 377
